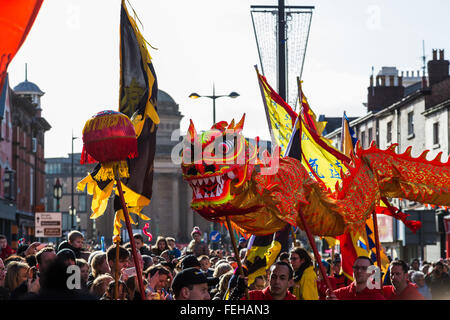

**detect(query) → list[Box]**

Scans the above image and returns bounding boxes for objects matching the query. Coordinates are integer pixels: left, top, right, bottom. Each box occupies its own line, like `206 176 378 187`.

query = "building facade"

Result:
0 72 51 248
44 153 96 242
0 75 15 242
325 49 450 262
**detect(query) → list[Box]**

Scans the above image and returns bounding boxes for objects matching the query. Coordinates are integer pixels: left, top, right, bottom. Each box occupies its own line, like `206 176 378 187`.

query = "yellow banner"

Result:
300 119 345 191
259 77 294 155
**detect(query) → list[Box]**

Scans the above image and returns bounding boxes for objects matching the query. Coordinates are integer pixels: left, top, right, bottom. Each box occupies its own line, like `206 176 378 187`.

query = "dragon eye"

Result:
217 140 233 155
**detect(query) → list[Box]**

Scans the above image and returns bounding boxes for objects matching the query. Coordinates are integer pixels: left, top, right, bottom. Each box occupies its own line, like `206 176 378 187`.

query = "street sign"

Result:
209 230 221 243
35 212 62 238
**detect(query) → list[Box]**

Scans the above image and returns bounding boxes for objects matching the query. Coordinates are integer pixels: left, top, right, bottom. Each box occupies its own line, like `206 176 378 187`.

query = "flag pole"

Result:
226 216 250 300
114 240 120 299
114 168 147 300
298 207 334 293
371 210 383 285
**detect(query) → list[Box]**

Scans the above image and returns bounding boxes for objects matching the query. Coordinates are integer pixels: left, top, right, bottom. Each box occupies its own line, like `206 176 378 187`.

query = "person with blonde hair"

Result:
87 252 110 290
5 261 39 299
90 274 114 299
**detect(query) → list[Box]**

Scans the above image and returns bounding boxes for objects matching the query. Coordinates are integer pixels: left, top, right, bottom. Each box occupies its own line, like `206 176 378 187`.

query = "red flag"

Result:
336 232 358 281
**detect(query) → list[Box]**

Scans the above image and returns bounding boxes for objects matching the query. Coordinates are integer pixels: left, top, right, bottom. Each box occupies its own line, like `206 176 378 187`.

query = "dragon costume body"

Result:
181 115 450 237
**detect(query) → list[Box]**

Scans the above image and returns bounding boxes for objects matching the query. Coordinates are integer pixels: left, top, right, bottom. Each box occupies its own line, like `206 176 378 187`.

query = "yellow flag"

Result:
300 118 345 191
256 69 297 155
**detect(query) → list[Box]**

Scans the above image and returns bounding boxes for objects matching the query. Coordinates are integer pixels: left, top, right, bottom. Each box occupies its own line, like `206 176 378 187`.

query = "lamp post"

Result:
189 83 239 125
69 206 77 232
71 131 78 230
189 84 239 236
53 178 62 212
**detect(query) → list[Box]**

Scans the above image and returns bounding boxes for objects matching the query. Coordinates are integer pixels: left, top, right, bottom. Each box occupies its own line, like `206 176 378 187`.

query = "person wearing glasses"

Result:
326 256 385 300
383 260 424 300
289 247 318 300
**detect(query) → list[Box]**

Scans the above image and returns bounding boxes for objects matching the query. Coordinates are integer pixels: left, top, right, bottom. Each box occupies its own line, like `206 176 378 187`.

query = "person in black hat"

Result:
56 248 76 266
180 254 201 270
171 267 216 300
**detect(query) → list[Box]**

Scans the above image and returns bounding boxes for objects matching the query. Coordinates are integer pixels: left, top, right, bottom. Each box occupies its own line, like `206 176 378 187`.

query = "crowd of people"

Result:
0 227 449 301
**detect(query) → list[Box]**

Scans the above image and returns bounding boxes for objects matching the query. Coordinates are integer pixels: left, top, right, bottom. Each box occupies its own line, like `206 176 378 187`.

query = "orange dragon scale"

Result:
181 116 450 237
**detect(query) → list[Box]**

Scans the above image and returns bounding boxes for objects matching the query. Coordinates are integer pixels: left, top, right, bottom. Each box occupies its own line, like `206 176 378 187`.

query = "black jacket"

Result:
57 240 82 259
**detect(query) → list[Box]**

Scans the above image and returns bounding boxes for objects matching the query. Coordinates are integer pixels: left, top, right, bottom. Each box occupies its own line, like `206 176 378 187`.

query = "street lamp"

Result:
76 216 81 231
69 206 76 231
189 83 239 125
189 84 239 234
53 178 62 211
71 131 79 229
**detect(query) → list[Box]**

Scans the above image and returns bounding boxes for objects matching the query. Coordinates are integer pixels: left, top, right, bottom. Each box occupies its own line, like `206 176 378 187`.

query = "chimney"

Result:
422 75 427 88
428 49 449 86
389 75 395 86
367 67 405 113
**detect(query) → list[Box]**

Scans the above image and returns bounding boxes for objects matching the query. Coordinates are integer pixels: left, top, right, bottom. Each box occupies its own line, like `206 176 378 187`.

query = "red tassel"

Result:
376 201 422 234
80 145 88 164
404 220 422 234
143 223 152 242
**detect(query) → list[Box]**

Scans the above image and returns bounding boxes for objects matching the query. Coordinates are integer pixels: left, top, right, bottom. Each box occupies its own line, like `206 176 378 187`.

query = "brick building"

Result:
0 71 50 248
0 75 15 242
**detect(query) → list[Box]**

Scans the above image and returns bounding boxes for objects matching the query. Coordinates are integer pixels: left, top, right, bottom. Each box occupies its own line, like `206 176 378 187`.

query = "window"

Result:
79 195 87 212
361 131 366 148
3 170 15 200
30 168 34 206
368 128 373 146
5 111 9 140
407 112 414 136
433 122 439 145
387 121 392 143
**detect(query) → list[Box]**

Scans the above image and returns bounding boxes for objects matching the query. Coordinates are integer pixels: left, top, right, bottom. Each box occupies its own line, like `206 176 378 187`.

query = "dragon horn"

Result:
187 119 198 143
227 119 235 129
235 114 246 132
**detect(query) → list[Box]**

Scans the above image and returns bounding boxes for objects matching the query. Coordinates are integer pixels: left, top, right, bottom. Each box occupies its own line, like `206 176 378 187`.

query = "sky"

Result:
7 0 450 158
